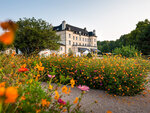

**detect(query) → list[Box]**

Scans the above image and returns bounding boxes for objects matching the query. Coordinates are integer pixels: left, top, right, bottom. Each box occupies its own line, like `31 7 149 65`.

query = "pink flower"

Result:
58 98 66 105
48 75 55 78
78 85 89 91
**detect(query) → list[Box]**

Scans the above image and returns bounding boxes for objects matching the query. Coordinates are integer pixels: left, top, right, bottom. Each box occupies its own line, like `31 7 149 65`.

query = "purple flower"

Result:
75 70 77 73
100 83 103 86
94 70 97 72
58 98 66 105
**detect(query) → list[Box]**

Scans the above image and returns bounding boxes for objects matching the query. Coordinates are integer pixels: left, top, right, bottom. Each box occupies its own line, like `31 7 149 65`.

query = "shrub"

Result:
113 45 141 57
87 52 92 58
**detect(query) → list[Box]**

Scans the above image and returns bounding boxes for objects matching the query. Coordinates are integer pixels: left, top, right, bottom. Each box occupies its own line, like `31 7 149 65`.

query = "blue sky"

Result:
0 0 150 41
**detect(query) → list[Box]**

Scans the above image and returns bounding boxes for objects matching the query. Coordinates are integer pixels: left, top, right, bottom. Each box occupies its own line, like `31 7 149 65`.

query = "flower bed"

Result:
40 56 150 96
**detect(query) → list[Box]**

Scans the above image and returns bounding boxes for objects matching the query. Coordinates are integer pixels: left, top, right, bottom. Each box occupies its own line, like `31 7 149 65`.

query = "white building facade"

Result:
53 21 98 55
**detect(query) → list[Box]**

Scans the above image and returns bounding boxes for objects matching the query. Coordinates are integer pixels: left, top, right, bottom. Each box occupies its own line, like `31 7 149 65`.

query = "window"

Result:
85 43 86 46
79 43 81 46
83 38 84 41
73 36 75 40
69 40 71 45
85 38 86 42
69 34 71 38
79 36 81 41
60 47 63 51
76 36 78 40
76 42 78 45
94 39 96 42
73 42 75 45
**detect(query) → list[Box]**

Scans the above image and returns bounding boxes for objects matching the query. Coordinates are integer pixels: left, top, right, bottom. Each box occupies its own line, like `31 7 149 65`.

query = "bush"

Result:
113 45 141 57
87 52 92 58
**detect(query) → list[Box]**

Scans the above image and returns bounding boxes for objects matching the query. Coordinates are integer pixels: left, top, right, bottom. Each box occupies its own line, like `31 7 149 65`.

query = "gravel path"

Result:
41 73 150 113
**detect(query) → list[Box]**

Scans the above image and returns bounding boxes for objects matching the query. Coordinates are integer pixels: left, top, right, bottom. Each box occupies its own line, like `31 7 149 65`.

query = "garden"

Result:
0 21 150 113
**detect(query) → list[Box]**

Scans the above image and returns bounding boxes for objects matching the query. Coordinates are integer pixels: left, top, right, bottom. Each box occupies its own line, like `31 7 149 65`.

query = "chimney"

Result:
93 29 96 35
62 20 66 30
84 27 87 31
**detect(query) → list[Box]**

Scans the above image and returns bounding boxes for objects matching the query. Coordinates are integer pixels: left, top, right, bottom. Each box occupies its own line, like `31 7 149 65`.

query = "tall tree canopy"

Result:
14 17 60 55
97 19 150 55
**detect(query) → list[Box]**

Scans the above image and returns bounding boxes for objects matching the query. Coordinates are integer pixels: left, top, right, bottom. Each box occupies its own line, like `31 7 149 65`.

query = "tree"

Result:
14 17 60 55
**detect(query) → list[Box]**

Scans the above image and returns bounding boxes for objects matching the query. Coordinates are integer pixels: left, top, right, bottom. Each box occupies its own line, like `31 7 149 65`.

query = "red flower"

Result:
18 68 29 72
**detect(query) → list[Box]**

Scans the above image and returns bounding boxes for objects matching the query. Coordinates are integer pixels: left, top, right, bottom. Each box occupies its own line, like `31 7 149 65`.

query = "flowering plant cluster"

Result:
41 56 150 96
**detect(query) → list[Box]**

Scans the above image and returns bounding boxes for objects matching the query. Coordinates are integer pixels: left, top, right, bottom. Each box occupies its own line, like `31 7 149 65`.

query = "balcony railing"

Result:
72 44 97 47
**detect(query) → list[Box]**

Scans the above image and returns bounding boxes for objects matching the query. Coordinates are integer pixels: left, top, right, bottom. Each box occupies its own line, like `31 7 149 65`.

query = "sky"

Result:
0 0 150 41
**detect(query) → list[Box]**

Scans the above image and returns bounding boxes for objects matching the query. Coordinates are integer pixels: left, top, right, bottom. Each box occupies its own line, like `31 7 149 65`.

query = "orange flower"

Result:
41 99 47 107
73 97 78 104
0 20 17 45
21 64 27 68
0 20 17 31
62 109 67 112
36 109 41 113
54 91 59 100
0 87 5 96
62 86 68 94
107 110 112 113
5 87 18 103
21 96 26 101
0 82 6 87
0 31 14 45
70 78 75 88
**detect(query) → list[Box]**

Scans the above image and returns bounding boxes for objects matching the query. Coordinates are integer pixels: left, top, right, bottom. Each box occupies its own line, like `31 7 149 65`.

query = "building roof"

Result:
53 22 96 37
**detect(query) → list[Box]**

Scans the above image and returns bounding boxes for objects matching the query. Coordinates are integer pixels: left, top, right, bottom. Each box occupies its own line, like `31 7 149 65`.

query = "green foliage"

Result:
0 42 14 51
97 19 150 55
68 48 73 56
97 41 116 53
113 46 141 57
14 17 60 55
87 52 92 58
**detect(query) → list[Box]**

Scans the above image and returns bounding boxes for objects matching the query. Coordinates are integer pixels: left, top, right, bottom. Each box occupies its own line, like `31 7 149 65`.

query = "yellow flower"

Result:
73 97 78 104
49 85 53 90
54 91 59 100
62 86 68 94
70 78 75 88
